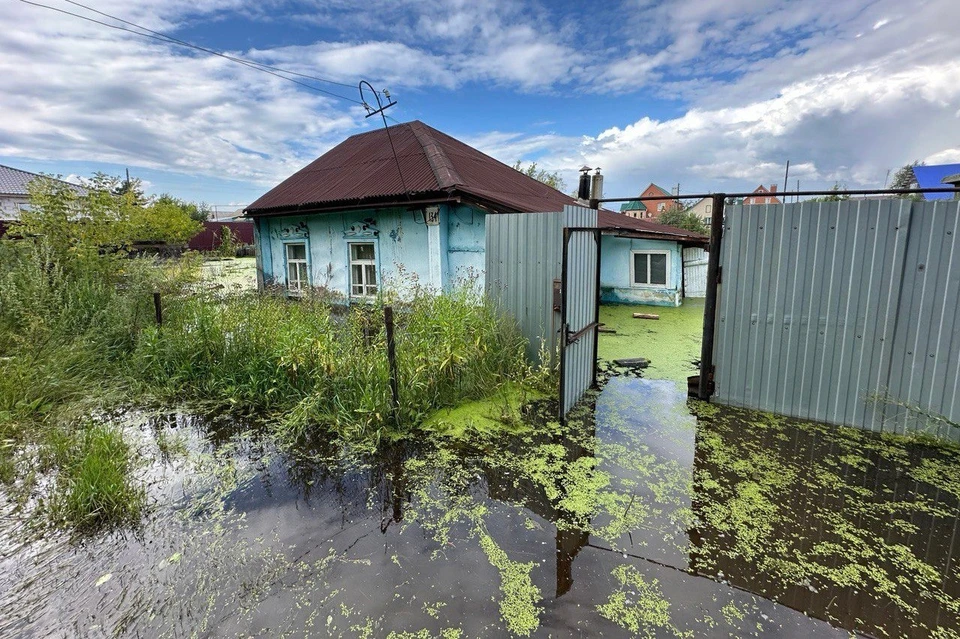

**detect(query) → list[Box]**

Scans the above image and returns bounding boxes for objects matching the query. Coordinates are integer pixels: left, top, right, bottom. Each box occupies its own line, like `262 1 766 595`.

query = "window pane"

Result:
365 264 377 286
352 284 363 295
288 263 298 285
650 254 667 285
297 263 308 283
352 264 363 285
287 243 306 260
633 254 649 284
351 243 375 261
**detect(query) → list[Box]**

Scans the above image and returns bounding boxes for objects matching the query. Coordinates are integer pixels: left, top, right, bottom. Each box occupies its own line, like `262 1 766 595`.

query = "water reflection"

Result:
2 379 959 637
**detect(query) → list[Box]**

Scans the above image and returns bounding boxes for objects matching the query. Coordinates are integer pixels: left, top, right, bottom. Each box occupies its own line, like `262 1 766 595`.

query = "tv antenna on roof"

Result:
358 80 407 196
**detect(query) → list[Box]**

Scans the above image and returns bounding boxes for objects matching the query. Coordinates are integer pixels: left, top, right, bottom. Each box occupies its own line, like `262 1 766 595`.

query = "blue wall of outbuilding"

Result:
599 235 684 306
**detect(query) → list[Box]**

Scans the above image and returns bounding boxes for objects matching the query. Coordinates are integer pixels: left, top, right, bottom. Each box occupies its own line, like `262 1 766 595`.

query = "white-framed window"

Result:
705 216 712 225
631 250 670 288
657 202 666 212
285 242 309 294
349 242 378 298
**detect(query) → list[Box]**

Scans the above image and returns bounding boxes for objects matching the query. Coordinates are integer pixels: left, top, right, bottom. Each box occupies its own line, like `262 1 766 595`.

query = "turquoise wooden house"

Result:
244 121 705 304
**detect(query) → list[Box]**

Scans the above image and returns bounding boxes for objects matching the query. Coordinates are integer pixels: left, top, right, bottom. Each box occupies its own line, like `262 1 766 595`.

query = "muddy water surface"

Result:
2 378 959 637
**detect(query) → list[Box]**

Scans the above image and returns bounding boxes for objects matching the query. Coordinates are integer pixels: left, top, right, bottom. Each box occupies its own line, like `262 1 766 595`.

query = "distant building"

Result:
686 197 715 225
942 173 960 200
913 164 960 200
619 200 649 219
634 183 681 219
0 163 86 235
743 184 781 205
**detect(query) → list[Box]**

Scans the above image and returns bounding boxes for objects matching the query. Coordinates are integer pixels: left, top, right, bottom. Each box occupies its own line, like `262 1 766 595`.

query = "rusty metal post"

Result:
384 305 400 419
698 194 726 400
153 292 163 327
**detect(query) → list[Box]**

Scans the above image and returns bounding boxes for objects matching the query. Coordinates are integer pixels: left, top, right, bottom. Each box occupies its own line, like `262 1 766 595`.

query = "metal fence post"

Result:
698 194 726 400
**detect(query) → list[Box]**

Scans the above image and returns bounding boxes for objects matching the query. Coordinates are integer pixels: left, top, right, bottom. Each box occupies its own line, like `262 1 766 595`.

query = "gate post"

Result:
698 194 726 400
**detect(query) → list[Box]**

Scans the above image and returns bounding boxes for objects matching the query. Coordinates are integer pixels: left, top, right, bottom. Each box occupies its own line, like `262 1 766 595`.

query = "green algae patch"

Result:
597 301 703 385
477 526 543 636
597 565 675 638
420 383 546 438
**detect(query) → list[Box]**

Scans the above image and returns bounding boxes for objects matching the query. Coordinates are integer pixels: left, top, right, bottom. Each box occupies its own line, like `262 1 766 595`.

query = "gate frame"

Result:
589 187 960 402
559 226 603 421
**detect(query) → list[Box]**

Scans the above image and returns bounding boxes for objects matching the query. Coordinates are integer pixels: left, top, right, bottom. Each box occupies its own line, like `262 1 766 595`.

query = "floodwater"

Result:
2 377 960 637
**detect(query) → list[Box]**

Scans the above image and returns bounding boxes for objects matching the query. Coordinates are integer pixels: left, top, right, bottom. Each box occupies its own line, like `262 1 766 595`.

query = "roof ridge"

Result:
407 121 463 190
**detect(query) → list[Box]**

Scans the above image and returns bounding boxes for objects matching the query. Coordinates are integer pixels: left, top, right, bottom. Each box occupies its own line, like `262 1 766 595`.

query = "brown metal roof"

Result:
244 120 708 245
245 120 581 215
597 210 708 245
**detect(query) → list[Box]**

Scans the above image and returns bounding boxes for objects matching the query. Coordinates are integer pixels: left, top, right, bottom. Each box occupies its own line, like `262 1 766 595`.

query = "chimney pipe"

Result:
590 167 604 203
577 166 592 200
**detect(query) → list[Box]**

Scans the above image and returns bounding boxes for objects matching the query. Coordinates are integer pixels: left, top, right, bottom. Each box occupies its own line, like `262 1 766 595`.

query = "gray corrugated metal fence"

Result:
713 199 960 439
560 206 599 417
485 205 598 416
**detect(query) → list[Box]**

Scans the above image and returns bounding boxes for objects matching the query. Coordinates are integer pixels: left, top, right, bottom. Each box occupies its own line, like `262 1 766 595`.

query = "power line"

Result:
60 0 358 90
16 0 364 104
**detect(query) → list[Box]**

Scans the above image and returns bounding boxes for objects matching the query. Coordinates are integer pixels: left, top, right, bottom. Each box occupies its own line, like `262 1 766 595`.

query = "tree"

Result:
18 174 202 249
889 161 925 199
655 208 709 235
810 182 851 202
154 194 211 222
512 161 566 192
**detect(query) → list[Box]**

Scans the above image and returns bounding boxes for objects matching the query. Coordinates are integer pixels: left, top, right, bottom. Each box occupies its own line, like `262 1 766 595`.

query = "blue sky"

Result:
2 0 959 207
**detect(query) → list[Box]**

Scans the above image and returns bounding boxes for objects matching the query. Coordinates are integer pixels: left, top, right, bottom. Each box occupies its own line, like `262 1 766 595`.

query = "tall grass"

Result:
0 225 540 530
129 284 532 440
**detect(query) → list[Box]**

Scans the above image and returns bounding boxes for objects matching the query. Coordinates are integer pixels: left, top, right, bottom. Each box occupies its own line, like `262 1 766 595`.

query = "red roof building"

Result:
743 184 782 205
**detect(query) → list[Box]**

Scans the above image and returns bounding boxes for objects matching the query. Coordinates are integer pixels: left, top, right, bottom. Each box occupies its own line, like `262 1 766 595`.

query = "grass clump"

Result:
45 423 146 531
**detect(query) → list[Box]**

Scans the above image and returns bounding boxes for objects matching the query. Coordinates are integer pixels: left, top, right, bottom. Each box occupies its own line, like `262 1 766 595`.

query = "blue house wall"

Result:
254 203 486 299
599 235 684 306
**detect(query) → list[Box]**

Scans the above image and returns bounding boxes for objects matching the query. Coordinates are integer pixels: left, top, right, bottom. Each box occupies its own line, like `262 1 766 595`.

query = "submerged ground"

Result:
3 299 960 638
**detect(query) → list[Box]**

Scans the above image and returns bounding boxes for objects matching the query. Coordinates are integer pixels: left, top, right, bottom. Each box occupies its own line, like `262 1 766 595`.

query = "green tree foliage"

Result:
154 193 211 222
889 161 925 200
512 161 566 192
655 208 709 235
17 175 203 249
890 161 923 190
810 182 851 202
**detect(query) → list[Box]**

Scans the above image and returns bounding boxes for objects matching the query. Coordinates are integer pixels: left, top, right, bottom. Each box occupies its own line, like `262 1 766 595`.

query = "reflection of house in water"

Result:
688 414 960 638
484 404 596 597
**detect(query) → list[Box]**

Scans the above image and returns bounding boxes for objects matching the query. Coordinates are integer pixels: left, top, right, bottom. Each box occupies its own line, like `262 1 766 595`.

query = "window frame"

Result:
284 241 310 295
348 241 379 300
630 250 671 289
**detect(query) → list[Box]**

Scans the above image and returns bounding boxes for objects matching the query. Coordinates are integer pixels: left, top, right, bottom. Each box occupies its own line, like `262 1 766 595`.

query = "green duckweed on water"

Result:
597 300 704 385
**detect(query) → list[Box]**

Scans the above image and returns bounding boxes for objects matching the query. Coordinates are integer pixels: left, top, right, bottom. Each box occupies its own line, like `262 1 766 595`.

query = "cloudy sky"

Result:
2 0 958 206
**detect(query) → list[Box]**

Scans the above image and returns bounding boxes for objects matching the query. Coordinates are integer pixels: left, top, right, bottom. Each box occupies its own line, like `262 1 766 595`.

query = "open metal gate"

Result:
559 225 602 418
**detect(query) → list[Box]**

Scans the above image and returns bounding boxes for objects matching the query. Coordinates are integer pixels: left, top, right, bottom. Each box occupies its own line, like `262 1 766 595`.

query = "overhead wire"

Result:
16 0 365 104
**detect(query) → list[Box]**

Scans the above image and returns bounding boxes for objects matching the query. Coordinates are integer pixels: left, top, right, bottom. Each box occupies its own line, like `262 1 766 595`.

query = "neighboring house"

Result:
245 120 704 304
943 172 960 199
0 164 86 234
743 184 781 205
619 200 649 219
686 197 715 226
914 164 960 200
637 183 681 218
598 211 707 306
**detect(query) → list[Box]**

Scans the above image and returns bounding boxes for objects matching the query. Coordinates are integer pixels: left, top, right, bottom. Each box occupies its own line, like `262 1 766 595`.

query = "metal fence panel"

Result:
683 248 708 297
560 205 599 417
485 211 565 364
714 199 960 439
